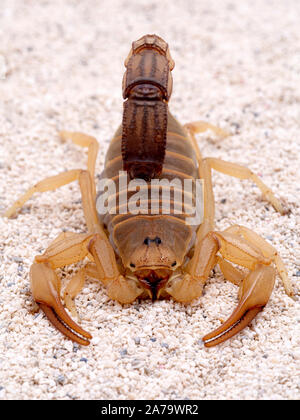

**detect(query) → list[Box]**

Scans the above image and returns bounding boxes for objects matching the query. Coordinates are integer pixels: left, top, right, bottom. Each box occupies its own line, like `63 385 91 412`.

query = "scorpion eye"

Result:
143 237 162 245
155 237 161 245
171 261 177 267
130 263 136 268
144 237 151 246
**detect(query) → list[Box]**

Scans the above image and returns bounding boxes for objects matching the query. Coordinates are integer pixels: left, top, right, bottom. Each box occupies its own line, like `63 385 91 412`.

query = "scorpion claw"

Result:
202 306 261 347
39 303 91 346
202 264 276 347
30 263 92 346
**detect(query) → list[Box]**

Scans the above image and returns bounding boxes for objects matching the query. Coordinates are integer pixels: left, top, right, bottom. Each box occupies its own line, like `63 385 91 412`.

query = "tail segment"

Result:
121 35 174 180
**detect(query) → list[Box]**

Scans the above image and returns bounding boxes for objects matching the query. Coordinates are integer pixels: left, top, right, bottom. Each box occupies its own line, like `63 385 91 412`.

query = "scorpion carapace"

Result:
122 34 174 180
4 34 292 347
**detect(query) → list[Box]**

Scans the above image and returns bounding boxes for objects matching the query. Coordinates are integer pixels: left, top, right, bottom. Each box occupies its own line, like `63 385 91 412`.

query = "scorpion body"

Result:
99 36 199 301
101 111 198 300
4 35 292 347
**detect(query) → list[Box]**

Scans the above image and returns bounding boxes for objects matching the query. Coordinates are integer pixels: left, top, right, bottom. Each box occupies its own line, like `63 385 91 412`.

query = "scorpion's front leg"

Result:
166 230 277 347
223 225 293 296
166 232 219 302
88 234 143 304
202 231 277 347
31 232 95 345
31 231 143 345
202 264 275 347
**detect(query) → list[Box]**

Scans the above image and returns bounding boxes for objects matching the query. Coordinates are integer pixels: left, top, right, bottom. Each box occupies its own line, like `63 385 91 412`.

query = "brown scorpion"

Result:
4 34 292 347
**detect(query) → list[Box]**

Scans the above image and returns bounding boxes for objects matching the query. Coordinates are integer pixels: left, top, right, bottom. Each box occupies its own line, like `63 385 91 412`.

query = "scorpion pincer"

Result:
4 34 292 347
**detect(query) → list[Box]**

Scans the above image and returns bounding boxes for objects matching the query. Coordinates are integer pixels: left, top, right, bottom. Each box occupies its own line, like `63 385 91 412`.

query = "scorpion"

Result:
4 34 292 347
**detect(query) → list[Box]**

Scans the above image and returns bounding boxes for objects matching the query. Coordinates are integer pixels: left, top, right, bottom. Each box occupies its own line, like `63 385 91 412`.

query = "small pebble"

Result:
12 257 23 263
56 375 65 385
73 343 79 353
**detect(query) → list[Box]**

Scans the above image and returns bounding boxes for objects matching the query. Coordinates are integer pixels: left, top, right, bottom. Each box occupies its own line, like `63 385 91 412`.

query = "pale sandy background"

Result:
0 0 299 400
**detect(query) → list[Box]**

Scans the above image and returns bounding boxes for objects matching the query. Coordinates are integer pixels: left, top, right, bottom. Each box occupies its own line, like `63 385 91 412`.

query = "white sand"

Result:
0 0 299 400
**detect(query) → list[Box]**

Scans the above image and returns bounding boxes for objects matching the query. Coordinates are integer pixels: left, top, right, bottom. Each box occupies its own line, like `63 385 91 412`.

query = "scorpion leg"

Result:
12 164 107 344
31 168 112 343
184 121 228 233
60 131 99 196
31 231 137 344
31 233 95 345
203 264 275 347
63 268 86 320
167 229 278 346
203 157 287 215
4 131 99 218
4 169 82 218
63 262 107 319
167 228 268 303
216 256 245 288
223 225 293 297
202 230 277 346
166 232 219 302
198 159 215 232
65 239 143 306
88 235 143 304
184 121 229 140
